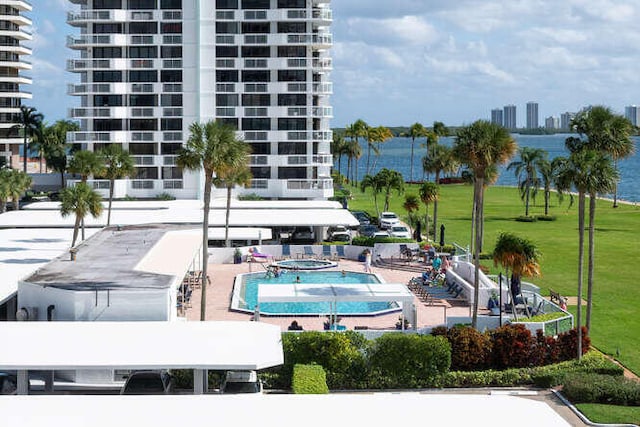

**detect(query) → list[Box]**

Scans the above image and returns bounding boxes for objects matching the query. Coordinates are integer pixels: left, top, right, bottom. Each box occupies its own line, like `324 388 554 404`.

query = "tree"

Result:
368 125 393 172
360 174 382 217
402 194 421 232
99 145 135 226
408 122 427 182
13 105 44 173
492 232 541 320
331 132 348 177
212 141 252 248
345 119 368 184
421 121 450 181
375 168 404 212
0 168 10 213
43 120 80 188
177 120 247 321
572 105 635 208
68 150 105 241
345 137 362 186
0 169 31 213
422 144 458 240
59 182 103 248
539 158 563 216
28 122 48 173
418 182 439 241
507 147 547 217
453 120 516 328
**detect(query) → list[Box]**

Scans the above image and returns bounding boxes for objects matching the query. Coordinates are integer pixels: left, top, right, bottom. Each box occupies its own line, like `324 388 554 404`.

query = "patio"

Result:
185 258 477 331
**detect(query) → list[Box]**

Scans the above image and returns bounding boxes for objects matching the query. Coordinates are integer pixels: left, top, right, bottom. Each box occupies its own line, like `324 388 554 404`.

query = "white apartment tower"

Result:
0 1 32 169
526 101 538 129
67 0 333 200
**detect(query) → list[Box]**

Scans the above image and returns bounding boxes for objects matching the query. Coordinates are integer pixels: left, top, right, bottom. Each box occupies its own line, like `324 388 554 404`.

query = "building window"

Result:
94 119 124 131
129 94 157 106
219 118 239 128
242 70 270 82
242 22 270 34
251 166 270 179
277 22 306 33
216 22 239 34
93 23 123 34
128 70 158 82
242 94 270 107
242 0 269 9
94 0 122 9
278 141 307 155
216 94 239 106
129 22 158 34
161 23 182 34
277 46 306 57
128 0 157 9
241 46 270 58
129 119 158 131
94 47 123 58
161 70 182 82
161 94 183 106
216 0 238 8
160 0 181 8
216 46 238 58
277 0 305 8
278 167 306 179
242 118 270 130
278 94 306 106
216 70 239 82
250 143 270 155
94 95 123 107
161 46 182 58
278 118 306 131
161 119 182 130
128 46 158 58
135 167 159 180
93 71 123 82
161 143 182 154
278 70 306 82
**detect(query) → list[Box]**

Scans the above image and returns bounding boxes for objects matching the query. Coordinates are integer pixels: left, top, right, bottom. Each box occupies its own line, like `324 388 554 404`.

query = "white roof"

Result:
0 321 283 370
206 227 272 240
209 199 344 209
0 393 571 427
0 228 100 304
258 283 414 304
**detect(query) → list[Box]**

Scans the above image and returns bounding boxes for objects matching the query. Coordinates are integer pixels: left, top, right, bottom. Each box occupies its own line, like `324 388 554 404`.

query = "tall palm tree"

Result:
492 232 541 320
176 120 246 321
403 194 421 237
421 121 450 181
368 125 393 172
507 147 547 217
375 168 404 212
422 144 458 240
211 140 251 247
59 182 103 248
360 173 382 217
28 122 48 173
331 132 348 176
0 168 10 213
539 158 563 216
572 106 635 208
345 119 368 183
13 105 44 173
43 120 80 188
453 120 516 328
345 137 362 186
99 145 135 226
408 122 427 182
68 150 105 183
7 169 32 211
418 181 439 241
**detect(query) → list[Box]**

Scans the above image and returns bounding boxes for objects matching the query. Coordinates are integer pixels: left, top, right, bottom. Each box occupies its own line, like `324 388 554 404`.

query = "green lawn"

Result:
576 403 640 425
347 183 640 374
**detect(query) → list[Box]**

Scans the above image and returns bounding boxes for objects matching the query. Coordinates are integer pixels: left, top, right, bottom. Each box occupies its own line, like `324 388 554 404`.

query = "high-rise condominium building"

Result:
490 108 503 126
0 1 32 169
625 105 639 127
544 116 559 130
526 101 538 129
560 112 575 131
503 104 516 130
67 0 333 201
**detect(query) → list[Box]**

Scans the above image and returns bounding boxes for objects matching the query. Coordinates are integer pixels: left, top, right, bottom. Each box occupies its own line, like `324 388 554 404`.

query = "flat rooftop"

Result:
24 224 201 291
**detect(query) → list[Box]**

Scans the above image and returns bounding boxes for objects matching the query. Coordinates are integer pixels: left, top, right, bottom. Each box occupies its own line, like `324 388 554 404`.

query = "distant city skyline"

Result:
28 1 640 128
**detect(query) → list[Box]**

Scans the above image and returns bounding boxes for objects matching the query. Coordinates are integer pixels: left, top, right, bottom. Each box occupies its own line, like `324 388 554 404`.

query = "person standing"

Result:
363 249 373 273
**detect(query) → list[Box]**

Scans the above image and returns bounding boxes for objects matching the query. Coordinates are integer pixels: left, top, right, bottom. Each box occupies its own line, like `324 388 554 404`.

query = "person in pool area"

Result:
432 255 442 272
363 249 373 273
295 275 301 283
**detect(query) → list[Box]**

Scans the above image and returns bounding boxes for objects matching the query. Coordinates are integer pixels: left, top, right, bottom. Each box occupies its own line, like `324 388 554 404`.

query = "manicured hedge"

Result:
563 373 640 406
292 364 329 394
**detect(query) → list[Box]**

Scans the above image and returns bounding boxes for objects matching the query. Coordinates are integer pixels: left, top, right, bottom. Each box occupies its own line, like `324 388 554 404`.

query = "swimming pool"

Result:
272 259 338 270
231 270 401 316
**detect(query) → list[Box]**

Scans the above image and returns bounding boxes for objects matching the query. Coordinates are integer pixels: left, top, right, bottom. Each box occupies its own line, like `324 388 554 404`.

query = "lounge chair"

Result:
302 246 317 259
249 247 270 262
335 245 345 259
322 245 333 260
279 244 291 260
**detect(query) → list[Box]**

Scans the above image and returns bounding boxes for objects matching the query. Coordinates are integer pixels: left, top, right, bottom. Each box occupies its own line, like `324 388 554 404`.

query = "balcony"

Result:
2 1 31 12
312 107 333 118
0 14 31 27
312 82 333 95
248 178 333 199
312 58 332 71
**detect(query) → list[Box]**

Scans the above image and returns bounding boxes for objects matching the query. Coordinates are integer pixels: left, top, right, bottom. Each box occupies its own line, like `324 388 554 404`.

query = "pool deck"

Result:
185 259 483 331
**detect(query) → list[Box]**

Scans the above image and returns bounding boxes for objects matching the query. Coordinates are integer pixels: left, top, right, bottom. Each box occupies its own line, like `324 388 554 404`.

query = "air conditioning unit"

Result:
16 306 39 321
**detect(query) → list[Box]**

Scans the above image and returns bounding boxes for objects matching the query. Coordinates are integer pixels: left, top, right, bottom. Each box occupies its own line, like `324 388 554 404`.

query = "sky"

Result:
29 0 640 128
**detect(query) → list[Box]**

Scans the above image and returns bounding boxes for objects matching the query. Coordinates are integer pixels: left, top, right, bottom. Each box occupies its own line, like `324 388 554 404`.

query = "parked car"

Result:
378 212 400 229
389 225 411 239
359 224 379 238
120 370 175 395
373 230 390 239
326 225 350 241
350 210 371 225
0 372 16 395
220 370 262 394
329 231 351 242
290 226 315 244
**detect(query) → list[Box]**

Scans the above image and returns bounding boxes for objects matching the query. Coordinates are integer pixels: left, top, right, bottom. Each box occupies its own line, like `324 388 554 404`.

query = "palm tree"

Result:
507 147 547 217
539 158 563 216
403 194 420 233
0 169 31 212
418 182 439 241
0 168 10 213
345 137 362 186
177 120 247 321
345 119 368 183
492 232 541 320
360 174 382 217
13 105 44 173
368 125 393 172
375 168 404 212
408 122 427 182
572 106 635 208
211 140 252 247
59 182 103 248
452 120 516 328
28 122 48 173
421 121 450 181
331 132 348 176
99 145 135 226
423 144 458 240
68 150 105 183
43 120 80 188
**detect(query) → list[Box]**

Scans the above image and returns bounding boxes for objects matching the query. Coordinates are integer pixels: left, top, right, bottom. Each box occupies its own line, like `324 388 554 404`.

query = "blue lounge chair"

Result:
303 246 317 259
322 245 333 259
335 245 345 258
280 244 291 260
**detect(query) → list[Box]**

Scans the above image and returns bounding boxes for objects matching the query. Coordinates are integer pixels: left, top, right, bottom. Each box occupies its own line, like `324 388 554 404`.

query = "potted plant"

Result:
233 248 242 264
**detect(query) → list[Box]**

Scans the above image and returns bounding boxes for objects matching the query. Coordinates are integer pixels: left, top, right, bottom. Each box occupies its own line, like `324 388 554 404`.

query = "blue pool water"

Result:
234 271 400 316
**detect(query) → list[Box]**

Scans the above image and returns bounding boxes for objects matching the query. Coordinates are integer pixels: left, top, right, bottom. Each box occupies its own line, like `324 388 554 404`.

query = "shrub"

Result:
238 193 264 201
351 236 415 247
557 326 591 361
155 192 175 201
368 333 451 389
562 373 640 406
444 326 492 371
536 215 556 221
291 364 329 394
491 324 534 369
515 215 537 222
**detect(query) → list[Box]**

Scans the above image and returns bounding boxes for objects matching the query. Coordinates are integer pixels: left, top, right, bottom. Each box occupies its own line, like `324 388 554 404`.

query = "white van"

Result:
220 370 262 394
